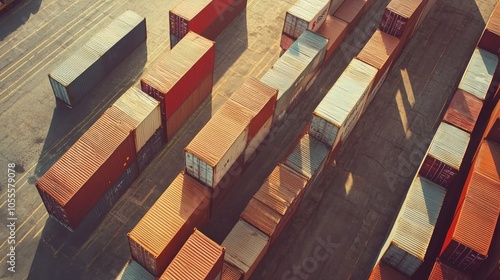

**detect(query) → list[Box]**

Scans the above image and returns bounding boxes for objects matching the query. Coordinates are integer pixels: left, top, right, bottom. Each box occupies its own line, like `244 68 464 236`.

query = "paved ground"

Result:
0 0 497 279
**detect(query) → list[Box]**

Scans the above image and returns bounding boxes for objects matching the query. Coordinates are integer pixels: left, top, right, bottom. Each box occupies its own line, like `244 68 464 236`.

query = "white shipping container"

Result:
309 58 377 148
244 116 273 163
284 0 330 39
458 48 498 101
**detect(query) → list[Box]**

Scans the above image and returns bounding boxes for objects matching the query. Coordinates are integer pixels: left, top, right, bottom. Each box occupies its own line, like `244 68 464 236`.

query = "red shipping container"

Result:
222 262 244 280
169 0 247 47
36 113 136 231
159 229 224 280
316 15 348 63
166 72 213 141
379 0 424 41
127 172 211 277
141 32 215 125
478 2 500 54
485 99 500 146
368 261 411 280
443 89 484 134
334 0 370 33
429 260 471 280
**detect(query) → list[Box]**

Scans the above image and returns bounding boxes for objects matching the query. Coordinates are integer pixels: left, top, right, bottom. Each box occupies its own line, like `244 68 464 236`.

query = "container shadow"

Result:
0 0 42 41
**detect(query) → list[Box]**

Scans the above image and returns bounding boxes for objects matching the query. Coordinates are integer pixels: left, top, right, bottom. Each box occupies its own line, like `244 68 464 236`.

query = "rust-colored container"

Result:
333 0 370 33
222 262 244 280
127 172 211 277
240 198 282 240
356 29 401 110
316 15 348 63
379 0 424 42
478 2 500 54
160 229 224 280
473 140 500 182
36 113 136 231
428 260 471 280
443 89 484 134
368 261 410 280
485 100 500 146
140 32 215 126
166 73 213 141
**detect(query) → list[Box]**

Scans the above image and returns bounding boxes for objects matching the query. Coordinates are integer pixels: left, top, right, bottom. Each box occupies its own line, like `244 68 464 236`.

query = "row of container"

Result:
48 10 147 107
169 0 247 48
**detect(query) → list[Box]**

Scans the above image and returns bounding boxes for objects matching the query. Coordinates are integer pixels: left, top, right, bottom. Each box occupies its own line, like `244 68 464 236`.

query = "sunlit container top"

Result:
368 261 411 280
284 133 329 179
385 0 422 18
222 220 269 275
115 260 156 280
284 0 330 38
357 29 400 70
160 229 224 280
443 89 483 133
170 0 212 20
485 3 500 36
428 260 471 280
108 87 161 152
222 262 243 280
229 78 278 118
473 140 500 182
427 122 470 170
391 176 446 260
458 48 498 101
240 198 282 238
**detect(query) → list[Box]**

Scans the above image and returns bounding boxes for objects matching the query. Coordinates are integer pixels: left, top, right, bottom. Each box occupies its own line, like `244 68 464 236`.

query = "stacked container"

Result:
261 30 327 124
443 89 484 134
159 229 224 280
428 260 471 280
457 48 498 103
48 11 146 107
309 58 377 152
169 0 247 48
381 176 446 277
228 78 278 163
419 122 471 188
221 220 270 280
378 0 424 42
440 141 500 273
333 0 371 32
36 113 136 231
368 261 411 280
240 164 308 245
315 15 348 62
222 263 244 280
116 259 156 280
280 0 330 50
356 29 401 110
127 172 211 277
478 2 500 55
140 32 215 140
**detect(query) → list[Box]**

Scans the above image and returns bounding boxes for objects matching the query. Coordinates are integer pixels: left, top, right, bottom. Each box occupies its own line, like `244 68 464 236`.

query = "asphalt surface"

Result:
0 0 497 279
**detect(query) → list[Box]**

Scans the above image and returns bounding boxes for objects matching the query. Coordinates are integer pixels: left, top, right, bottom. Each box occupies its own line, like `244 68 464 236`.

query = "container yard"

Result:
0 0 500 279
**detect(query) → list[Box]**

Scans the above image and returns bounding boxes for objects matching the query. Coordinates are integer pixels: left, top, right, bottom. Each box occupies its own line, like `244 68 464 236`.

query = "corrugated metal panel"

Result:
310 58 377 148
478 3 500 54
389 176 446 259
243 116 272 163
428 122 470 170
141 32 215 121
428 260 471 280
316 15 348 62
284 133 329 179
160 229 224 280
458 48 498 101
357 29 400 71
368 261 411 280
116 260 156 280
379 0 423 38
283 0 330 39
260 30 327 123
222 262 243 280
485 101 500 145
240 198 282 239
443 89 483 133
229 78 278 140
253 164 308 216
127 172 211 276
111 87 161 152
185 100 253 188
333 0 368 26
473 140 500 183
222 220 269 279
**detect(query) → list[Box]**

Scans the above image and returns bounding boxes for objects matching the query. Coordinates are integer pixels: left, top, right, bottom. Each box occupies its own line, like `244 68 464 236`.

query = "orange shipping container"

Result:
368 261 410 280
428 260 471 280
316 15 348 63
478 2 500 54
127 172 211 277
222 262 244 280
160 229 224 280
333 0 371 33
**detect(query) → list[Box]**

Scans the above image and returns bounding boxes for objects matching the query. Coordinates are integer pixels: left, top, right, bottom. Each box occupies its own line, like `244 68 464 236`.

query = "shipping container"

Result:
222 220 270 280
240 198 282 242
166 73 213 141
185 100 253 188
141 32 215 125
381 176 446 277
478 2 500 55
108 87 162 153
169 0 247 48
160 229 224 280
260 30 327 124
243 116 272 163
419 122 471 188
443 89 484 134
309 58 377 149
379 0 424 40
116 259 156 280
368 261 411 280
127 172 211 277
473 140 500 183
282 0 330 42
49 11 146 107
458 48 498 101
428 260 471 280
333 0 371 32
356 29 401 110
137 127 165 174
316 15 348 62
222 262 244 280
485 101 500 146
36 113 136 231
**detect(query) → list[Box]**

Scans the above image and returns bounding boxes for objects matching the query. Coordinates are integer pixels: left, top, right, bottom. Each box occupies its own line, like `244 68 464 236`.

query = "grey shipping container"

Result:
48 10 147 107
